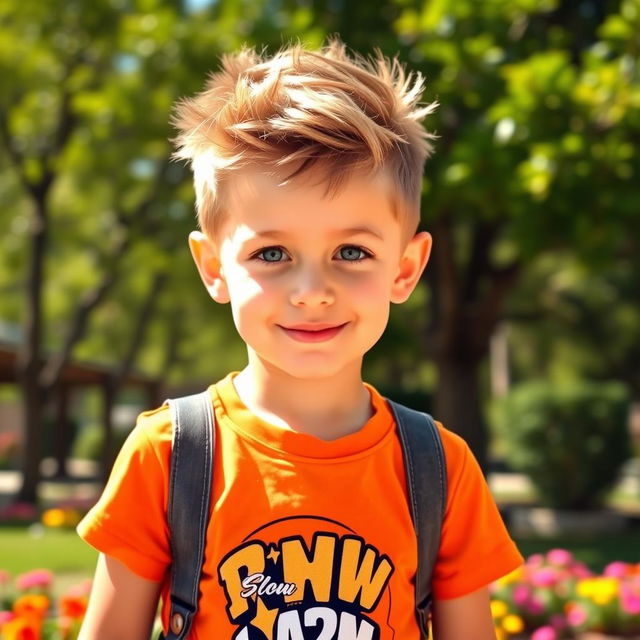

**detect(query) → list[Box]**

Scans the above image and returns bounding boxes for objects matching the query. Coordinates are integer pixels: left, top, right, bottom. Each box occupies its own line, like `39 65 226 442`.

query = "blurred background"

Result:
0 0 639 637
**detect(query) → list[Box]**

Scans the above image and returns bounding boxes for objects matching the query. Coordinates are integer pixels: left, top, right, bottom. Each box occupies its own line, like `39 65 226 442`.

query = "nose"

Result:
289 263 336 307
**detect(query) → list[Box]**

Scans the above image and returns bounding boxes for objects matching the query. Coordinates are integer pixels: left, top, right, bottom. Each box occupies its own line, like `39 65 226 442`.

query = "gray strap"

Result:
388 400 447 639
163 391 214 640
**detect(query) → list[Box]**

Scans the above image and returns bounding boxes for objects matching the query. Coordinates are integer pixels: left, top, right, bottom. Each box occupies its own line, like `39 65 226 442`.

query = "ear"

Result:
188 231 230 303
390 231 432 304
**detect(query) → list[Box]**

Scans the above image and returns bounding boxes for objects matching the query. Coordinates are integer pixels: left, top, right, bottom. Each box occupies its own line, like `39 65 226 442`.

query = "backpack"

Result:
160 391 447 640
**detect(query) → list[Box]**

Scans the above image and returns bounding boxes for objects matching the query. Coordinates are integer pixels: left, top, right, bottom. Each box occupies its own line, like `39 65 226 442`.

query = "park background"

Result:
0 0 639 638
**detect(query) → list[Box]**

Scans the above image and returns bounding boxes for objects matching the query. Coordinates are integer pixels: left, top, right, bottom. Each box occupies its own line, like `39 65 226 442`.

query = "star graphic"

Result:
266 545 280 563
251 597 278 640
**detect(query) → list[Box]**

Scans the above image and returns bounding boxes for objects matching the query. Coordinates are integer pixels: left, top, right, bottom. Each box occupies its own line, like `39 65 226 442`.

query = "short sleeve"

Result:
76 405 173 582
432 425 523 600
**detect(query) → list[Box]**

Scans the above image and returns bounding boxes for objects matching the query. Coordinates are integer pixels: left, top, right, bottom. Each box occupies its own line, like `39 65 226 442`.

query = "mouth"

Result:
278 322 349 343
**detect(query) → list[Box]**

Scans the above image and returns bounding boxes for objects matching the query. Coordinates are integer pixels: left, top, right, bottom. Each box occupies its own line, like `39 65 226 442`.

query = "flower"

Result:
41 508 66 528
59 594 88 620
576 576 619 605
15 570 53 592
530 567 559 588
41 507 82 529
621 578 640 615
501 613 524 635
566 602 588 627
0 610 15 625
0 616 40 640
12 594 49 619
0 503 37 524
603 561 629 578
546 549 573 567
490 599 508 618
531 625 557 640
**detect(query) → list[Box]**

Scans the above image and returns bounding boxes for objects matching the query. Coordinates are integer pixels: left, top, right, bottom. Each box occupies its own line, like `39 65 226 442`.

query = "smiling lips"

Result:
279 322 348 343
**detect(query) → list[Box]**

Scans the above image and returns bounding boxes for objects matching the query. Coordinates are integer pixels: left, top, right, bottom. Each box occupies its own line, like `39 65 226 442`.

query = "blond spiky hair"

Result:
172 38 437 238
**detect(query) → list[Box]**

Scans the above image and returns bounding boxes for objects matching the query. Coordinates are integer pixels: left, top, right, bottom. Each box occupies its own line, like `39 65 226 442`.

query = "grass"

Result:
1 519 638 584
0 525 97 576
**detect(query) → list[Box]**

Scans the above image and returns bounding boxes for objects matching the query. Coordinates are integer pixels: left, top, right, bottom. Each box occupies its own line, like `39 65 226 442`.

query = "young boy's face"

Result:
190 167 431 382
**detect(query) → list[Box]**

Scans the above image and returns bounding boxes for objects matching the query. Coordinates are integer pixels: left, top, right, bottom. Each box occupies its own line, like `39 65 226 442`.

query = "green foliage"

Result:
499 379 632 509
71 425 128 462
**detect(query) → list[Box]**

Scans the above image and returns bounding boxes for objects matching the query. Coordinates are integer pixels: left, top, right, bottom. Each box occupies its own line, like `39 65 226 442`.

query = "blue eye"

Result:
338 246 369 261
257 247 287 262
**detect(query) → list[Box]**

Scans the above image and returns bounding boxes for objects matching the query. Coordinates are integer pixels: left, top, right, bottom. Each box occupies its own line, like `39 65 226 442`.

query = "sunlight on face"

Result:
214 166 410 381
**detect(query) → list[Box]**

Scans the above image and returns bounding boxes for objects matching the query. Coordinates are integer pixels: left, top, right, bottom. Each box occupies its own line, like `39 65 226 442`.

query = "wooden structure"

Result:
0 339 161 478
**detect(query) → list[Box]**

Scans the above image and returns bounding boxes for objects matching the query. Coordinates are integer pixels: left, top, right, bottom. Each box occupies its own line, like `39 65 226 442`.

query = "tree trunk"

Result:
53 384 72 478
101 376 117 482
434 354 488 471
16 197 48 503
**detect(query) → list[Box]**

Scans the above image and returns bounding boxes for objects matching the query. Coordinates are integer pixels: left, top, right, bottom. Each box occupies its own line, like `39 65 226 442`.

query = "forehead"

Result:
220 166 401 240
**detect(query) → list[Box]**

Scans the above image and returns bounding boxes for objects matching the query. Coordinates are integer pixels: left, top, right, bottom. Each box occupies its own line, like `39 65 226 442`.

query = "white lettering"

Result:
337 612 375 640
240 573 262 598
240 573 297 599
277 610 304 640
305 607 337 640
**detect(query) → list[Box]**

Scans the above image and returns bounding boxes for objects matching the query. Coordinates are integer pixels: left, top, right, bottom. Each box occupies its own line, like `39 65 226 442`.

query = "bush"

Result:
71 425 128 462
499 380 631 510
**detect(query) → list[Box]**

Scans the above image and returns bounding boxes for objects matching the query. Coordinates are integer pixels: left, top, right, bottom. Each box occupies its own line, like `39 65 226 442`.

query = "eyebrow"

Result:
252 226 385 241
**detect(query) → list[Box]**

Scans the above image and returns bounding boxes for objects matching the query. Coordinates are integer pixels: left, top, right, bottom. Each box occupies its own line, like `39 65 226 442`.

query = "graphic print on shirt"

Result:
217 515 395 640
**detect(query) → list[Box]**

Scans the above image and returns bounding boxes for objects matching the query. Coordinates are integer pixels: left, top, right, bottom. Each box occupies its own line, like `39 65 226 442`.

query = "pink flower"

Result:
531 568 559 587
549 614 567 630
16 569 53 591
546 549 573 567
0 610 15 625
0 570 11 586
567 604 588 627
531 626 558 640
513 584 531 606
621 581 640 615
527 553 545 568
571 563 592 579
0 502 38 521
525 595 545 616
604 561 629 578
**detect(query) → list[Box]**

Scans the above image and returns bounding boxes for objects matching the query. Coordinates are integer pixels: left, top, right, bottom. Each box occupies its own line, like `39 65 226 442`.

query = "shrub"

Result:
71 425 128 463
499 380 631 509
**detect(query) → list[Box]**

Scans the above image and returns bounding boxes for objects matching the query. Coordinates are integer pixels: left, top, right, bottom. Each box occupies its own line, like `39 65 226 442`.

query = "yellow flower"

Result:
495 567 524 587
13 594 49 618
490 600 509 619
494 627 506 640
577 577 619 605
42 508 66 528
1 616 41 640
502 614 524 635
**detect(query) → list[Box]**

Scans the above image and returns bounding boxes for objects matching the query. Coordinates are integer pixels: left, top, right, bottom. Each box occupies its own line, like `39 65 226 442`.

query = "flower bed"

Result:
0 569 90 640
1 550 639 639
491 550 640 639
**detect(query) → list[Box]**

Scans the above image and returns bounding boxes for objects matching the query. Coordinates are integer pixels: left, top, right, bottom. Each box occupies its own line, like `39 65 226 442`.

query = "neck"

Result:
232 358 373 441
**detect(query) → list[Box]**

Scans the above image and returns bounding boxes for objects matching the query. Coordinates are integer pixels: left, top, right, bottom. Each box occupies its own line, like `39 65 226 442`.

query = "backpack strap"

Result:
387 400 447 639
163 391 214 640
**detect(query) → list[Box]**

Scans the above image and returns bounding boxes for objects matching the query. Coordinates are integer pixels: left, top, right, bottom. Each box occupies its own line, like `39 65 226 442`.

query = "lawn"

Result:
0 525 97 576
513 528 640 571
1 523 638 581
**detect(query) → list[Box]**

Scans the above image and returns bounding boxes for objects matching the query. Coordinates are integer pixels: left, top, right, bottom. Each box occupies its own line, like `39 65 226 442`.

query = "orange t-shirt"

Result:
78 372 522 639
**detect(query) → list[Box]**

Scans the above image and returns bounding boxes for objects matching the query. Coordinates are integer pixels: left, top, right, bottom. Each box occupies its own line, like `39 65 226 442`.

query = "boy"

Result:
77 39 522 640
